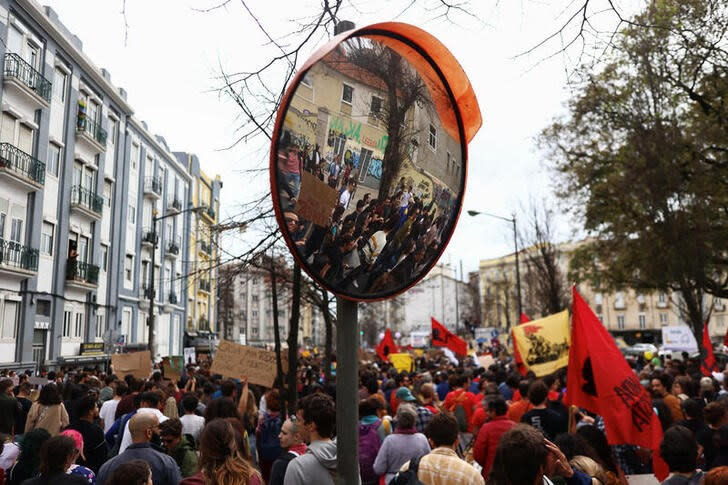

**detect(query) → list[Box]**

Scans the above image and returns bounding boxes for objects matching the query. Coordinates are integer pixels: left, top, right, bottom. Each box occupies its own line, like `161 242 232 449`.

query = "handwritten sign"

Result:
163 356 184 380
111 351 152 380
210 340 284 388
294 171 337 227
389 353 414 373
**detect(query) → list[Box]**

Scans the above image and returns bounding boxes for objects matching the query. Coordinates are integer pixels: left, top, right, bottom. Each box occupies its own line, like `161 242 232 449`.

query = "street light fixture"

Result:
147 204 205 355
468 209 523 328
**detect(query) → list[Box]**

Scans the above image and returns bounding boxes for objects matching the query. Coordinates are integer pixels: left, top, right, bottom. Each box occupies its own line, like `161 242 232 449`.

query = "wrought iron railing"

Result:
3 53 52 102
0 238 38 272
144 176 162 196
66 259 99 285
0 142 45 185
76 109 108 147
70 185 103 215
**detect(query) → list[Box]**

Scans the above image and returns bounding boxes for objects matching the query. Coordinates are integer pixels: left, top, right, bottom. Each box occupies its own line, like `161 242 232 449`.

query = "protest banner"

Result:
210 340 286 387
163 356 184 380
111 350 152 379
478 354 495 369
389 353 414 373
511 310 570 377
294 171 338 227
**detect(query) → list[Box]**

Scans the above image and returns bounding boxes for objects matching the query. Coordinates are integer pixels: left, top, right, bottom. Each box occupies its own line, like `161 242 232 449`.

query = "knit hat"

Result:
60 429 85 461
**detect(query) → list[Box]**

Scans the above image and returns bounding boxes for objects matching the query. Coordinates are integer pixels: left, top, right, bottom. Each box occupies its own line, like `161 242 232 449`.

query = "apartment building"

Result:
0 1 216 369
478 241 728 341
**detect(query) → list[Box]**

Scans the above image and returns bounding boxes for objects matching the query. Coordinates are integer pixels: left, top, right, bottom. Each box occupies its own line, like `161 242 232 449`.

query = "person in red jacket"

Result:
473 397 516 480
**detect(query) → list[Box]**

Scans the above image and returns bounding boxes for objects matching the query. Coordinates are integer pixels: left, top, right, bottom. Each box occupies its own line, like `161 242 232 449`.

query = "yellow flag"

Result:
389 353 414 373
511 310 570 377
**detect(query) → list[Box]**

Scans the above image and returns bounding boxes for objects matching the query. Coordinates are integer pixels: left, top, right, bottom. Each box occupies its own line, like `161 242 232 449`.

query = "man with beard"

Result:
98 413 181 485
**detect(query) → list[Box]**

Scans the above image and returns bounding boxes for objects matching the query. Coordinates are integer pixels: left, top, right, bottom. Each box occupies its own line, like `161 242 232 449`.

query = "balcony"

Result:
70 185 103 220
143 176 162 199
201 204 216 222
76 106 107 153
141 228 158 247
3 53 52 108
0 142 45 190
66 259 99 288
167 198 182 214
0 238 38 276
199 280 211 293
166 236 181 258
139 285 155 309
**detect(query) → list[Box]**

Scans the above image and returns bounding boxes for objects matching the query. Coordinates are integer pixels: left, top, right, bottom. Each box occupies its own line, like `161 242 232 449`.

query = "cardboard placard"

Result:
162 356 184 380
210 340 283 388
28 376 48 387
111 351 152 380
389 353 414 373
183 347 196 364
294 171 338 227
478 354 495 369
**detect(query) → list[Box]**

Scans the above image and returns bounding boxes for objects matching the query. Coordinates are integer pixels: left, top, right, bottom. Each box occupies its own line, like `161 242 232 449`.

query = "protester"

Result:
652 374 685 422
269 418 307 485
67 395 108 473
60 429 97 484
159 418 197 478
118 391 169 454
180 418 262 485
396 411 484 485
393 387 432 434
520 380 566 441
472 397 516 479
659 425 704 484
0 380 19 436
179 394 205 444
22 434 89 485
6 428 50 485
98 413 181 485
373 403 430 484
283 393 337 485
256 389 283 483
105 460 152 485
25 383 69 436
0 433 20 472
358 399 383 485
100 382 126 434
14 382 32 436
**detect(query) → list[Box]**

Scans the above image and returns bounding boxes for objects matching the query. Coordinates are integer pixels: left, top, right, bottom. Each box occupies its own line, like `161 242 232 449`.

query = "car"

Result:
623 343 658 357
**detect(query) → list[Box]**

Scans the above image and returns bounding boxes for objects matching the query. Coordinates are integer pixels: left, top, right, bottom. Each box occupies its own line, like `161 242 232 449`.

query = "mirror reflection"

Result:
275 34 465 299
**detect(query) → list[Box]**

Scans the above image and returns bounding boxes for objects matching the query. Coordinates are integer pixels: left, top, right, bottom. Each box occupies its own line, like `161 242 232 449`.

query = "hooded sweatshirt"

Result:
283 438 337 485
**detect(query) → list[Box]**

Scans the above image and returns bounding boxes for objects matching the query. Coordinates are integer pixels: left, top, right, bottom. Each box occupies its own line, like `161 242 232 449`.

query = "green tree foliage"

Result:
541 0 728 338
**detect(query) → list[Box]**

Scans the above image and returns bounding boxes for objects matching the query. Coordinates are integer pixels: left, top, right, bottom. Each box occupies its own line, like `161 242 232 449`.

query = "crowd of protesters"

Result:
278 138 457 295
0 346 725 484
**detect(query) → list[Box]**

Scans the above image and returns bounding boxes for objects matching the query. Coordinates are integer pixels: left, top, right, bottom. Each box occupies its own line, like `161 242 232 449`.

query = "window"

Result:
63 310 72 337
104 181 113 207
446 151 451 172
131 144 139 170
252 327 259 336
36 300 51 317
301 73 312 87
617 315 625 329
40 221 54 255
0 113 15 145
638 314 646 329
95 314 105 339
342 84 353 104
74 312 83 338
659 312 669 325
428 124 437 150
47 144 61 177
53 67 67 102
10 219 22 243
370 96 382 115
1 301 18 339
0 213 4 239
125 255 133 282
109 118 118 146
716 298 725 311
657 292 668 307
128 204 136 224
614 291 625 309
100 244 108 272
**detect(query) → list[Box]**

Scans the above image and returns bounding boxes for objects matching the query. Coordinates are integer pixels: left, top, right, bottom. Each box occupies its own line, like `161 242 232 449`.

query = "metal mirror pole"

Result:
336 297 360 484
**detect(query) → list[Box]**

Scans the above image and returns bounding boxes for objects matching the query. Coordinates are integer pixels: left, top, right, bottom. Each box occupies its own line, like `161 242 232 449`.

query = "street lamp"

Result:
468 210 523 327
147 204 205 355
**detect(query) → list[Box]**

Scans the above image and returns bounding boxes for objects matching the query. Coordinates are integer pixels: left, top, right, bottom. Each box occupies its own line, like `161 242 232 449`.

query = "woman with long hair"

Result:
6 428 51 485
180 418 262 485
25 383 69 436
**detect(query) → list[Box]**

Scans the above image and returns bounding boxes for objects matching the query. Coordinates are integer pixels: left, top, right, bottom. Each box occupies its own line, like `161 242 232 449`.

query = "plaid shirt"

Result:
393 405 433 434
401 447 485 485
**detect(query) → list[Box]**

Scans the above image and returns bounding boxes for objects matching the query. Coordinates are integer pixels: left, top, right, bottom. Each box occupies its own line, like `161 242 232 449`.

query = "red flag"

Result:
701 322 718 376
431 317 467 356
566 288 668 481
513 314 531 376
376 329 398 362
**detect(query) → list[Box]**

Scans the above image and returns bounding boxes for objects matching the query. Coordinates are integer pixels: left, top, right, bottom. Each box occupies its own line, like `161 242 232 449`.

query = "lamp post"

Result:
147 205 203 355
467 210 522 327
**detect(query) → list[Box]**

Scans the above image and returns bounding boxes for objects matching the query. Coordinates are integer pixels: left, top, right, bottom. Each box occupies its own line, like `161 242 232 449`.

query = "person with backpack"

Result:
393 412 484 485
442 374 478 451
256 389 283 484
357 398 384 485
374 404 430 484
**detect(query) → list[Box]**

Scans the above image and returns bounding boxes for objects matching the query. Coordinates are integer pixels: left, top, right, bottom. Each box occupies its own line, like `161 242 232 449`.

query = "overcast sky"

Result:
43 0 642 277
